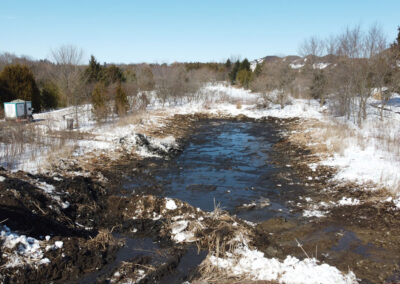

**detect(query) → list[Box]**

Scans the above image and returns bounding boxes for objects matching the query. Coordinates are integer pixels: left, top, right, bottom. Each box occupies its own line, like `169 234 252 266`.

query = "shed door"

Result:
4 104 16 118
26 102 32 115
16 103 25 117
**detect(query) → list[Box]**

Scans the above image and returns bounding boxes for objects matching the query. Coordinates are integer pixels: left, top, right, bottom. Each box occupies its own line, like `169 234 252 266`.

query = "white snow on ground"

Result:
303 209 327 218
289 63 305 69
0 225 50 268
338 197 360 206
209 243 357 283
313 62 330 69
0 82 325 175
170 220 196 243
320 94 400 193
33 180 70 209
165 198 178 210
2 82 399 197
0 176 5 182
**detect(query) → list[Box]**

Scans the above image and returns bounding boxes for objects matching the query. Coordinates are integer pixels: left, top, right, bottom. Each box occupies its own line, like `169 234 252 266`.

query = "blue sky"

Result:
1 0 399 63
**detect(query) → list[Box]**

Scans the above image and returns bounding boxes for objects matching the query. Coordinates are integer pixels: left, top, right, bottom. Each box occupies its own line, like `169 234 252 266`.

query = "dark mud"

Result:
2 114 400 283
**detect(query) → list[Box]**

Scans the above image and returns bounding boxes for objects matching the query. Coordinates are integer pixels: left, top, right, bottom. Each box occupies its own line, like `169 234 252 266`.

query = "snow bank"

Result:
319 96 400 193
209 244 357 283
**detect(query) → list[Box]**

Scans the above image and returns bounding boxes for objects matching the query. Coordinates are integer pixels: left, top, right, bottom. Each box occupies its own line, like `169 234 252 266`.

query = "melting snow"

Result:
170 220 196 243
338 197 360 206
303 209 327 218
289 63 305 69
0 225 50 268
313 62 330 69
209 244 357 283
165 199 178 210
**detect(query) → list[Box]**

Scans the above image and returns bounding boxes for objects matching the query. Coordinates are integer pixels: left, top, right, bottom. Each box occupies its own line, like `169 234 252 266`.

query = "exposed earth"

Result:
1 114 400 283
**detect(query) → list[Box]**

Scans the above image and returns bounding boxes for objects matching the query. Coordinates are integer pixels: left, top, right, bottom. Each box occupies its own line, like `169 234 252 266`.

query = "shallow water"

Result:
78 236 160 284
119 119 397 282
126 120 300 222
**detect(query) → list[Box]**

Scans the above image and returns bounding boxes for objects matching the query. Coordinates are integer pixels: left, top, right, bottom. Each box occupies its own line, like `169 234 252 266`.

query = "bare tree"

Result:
325 34 339 55
298 36 325 58
50 45 85 126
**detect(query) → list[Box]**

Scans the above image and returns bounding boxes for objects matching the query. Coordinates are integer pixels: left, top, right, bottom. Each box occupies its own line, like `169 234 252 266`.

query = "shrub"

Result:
236 69 252 88
115 84 129 116
0 64 41 111
40 81 60 110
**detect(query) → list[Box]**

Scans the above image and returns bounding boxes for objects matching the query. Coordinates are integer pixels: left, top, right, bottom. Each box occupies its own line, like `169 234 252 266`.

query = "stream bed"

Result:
125 120 304 222
85 119 399 283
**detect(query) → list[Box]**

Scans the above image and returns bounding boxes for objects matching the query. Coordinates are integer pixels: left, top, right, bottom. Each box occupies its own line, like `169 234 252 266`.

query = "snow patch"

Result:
1 225 50 268
338 197 360 206
303 209 327 218
313 62 330 69
165 199 178 210
170 220 196 243
209 244 357 283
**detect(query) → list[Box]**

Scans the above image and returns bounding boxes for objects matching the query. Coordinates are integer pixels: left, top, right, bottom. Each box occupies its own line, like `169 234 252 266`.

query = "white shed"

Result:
3 100 33 120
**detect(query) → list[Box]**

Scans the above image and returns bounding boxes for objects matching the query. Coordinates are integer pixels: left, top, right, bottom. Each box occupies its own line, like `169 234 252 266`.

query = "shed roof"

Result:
10 99 28 103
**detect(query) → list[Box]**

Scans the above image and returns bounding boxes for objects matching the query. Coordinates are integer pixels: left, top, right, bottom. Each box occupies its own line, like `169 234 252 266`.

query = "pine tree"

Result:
85 55 102 83
115 83 129 116
91 82 108 121
229 60 240 84
239 59 251 71
40 81 60 110
0 64 41 111
225 59 232 69
254 63 262 77
236 69 252 88
310 70 327 105
102 64 125 85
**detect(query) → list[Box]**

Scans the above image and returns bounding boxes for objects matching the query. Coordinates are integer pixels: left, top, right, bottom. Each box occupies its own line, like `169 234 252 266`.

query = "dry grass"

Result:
88 229 116 250
116 110 147 127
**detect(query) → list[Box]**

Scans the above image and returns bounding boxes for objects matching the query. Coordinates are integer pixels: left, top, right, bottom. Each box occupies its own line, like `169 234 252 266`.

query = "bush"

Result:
0 64 41 111
236 69 252 88
40 81 60 110
115 84 129 116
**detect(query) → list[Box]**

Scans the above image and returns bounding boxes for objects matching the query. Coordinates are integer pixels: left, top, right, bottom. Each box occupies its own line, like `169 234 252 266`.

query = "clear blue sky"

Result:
1 0 399 64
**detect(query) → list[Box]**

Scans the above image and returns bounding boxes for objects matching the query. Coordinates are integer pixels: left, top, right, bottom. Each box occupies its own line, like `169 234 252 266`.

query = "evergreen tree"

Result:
85 55 102 83
0 64 41 111
229 60 240 84
91 82 108 121
236 69 252 88
225 59 232 69
115 83 129 116
254 63 262 77
310 70 327 105
40 81 60 110
239 58 251 71
102 64 125 85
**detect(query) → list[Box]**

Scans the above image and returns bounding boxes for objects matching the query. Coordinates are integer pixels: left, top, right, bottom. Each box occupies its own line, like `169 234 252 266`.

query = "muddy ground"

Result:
1 114 400 283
